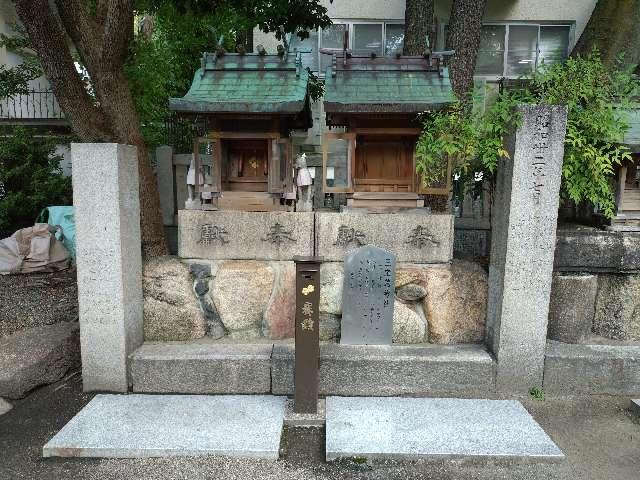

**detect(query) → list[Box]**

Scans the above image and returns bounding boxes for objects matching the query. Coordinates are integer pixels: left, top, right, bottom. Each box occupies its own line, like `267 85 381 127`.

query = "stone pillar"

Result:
486 105 568 392
156 145 175 226
72 143 144 392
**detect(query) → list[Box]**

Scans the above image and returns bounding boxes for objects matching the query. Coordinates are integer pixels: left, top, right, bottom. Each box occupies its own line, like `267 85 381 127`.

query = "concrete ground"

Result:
1 373 639 480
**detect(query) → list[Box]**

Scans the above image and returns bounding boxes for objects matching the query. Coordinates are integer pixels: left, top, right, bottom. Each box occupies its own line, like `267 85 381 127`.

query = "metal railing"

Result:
0 87 65 121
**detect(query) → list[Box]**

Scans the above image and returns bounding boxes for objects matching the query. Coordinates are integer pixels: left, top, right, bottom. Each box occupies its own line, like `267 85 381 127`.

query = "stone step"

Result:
130 342 273 394
43 394 286 459
272 343 495 396
325 396 564 462
130 342 495 396
543 340 640 395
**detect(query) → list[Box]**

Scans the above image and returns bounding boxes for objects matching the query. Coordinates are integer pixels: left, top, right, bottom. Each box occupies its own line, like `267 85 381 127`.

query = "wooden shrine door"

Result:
223 139 269 192
354 135 416 192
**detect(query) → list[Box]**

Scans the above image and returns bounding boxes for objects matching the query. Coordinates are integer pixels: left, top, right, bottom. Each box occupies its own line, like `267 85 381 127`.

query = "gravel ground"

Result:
1 376 639 480
0 268 78 338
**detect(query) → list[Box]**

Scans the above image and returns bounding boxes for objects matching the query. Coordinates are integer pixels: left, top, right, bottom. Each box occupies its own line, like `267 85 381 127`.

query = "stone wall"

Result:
548 228 640 344
147 257 488 345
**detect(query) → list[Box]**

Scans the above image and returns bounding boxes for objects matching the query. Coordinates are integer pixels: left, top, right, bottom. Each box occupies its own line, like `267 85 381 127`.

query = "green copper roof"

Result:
169 53 309 115
324 57 455 114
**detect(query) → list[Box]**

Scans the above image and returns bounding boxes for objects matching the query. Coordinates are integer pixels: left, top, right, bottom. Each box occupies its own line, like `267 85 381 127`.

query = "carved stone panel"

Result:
178 210 314 260
316 212 454 263
340 245 396 345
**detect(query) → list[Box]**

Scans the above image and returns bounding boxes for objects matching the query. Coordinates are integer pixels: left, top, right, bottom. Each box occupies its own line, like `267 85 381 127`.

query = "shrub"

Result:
0 127 72 237
416 49 640 218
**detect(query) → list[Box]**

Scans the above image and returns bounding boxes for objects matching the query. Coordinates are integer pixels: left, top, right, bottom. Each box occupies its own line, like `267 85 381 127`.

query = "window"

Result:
291 21 406 75
476 25 506 75
539 26 570 66
385 24 405 56
320 23 347 73
506 25 538 76
468 23 572 77
290 29 319 73
352 24 383 56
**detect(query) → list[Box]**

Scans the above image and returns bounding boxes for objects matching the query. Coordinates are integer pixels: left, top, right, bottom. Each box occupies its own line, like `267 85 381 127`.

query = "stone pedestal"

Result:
486 105 568 392
72 143 143 392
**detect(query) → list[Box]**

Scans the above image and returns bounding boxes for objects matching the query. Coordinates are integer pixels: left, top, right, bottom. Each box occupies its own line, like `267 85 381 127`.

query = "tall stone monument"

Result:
487 105 568 392
73 143 144 392
341 245 396 345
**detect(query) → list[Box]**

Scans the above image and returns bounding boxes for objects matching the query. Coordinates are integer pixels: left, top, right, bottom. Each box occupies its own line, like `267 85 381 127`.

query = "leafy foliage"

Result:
127 1 332 147
125 5 238 147
307 69 325 101
416 89 522 188
416 50 639 217
0 24 43 98
137 0 332 41
0 127 72 237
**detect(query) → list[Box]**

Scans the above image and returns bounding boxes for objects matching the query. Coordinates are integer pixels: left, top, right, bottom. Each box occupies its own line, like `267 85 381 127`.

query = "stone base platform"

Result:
543 341 640 395
272 343 495 396
130 342 273 394
325 396 564 462
43 394 286 459
129 341 496 396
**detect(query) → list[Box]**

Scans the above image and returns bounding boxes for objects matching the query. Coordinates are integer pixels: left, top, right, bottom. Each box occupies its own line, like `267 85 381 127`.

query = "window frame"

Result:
438 20 575 80
312 19 406 76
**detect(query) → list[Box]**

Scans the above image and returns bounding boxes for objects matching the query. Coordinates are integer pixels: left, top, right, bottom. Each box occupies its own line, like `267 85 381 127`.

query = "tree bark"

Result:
447 0 487 100
13 0 168 256
403 0 434 55
572 0 640 72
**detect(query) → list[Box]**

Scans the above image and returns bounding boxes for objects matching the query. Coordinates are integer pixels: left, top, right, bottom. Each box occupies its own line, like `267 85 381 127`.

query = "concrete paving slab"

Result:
632 399 640 418
43 394 286 459
326 397 564 462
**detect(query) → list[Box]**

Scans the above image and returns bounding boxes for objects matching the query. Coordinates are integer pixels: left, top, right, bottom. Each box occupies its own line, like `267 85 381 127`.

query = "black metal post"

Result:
293 256 323 414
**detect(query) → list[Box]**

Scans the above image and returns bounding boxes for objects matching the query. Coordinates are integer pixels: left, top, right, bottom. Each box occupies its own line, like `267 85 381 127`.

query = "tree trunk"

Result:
403 0 434 55
572 0 640 72
13 0 168 256
447 0 487 100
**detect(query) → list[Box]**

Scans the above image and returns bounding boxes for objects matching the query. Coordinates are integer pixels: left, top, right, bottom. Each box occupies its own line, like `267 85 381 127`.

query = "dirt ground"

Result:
0 373 639 480
0 269 78 338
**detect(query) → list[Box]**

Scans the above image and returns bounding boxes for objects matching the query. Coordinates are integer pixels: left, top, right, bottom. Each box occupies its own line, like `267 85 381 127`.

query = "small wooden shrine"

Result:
322 52 455 210
169 51 312 211
611 104 640 230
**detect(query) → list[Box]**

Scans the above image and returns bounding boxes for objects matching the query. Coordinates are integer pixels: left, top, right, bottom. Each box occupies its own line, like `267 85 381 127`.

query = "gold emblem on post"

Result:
302 284 315 296
301 318 314 331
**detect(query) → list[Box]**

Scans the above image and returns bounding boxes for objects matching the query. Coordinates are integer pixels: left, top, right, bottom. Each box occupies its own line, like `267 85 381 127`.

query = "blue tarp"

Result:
37 206 76 259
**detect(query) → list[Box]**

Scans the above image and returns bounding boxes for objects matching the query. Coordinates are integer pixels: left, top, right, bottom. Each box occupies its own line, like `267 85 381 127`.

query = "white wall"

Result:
254 0 598 53
0 0 20 68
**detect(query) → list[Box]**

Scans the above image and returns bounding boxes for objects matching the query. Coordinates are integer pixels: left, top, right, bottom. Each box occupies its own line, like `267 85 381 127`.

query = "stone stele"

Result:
178 210 314 261
341 245 396 345
72 143 143 393
315 212 453 263
486 105 568 392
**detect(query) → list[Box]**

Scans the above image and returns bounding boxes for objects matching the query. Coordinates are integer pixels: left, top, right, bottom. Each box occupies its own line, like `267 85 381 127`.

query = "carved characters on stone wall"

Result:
333 225 367 247
405 225 440 249
262 223 297 247
199 224 230 246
